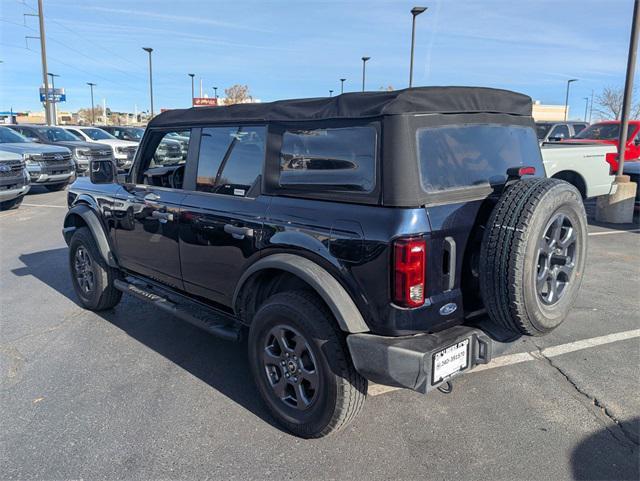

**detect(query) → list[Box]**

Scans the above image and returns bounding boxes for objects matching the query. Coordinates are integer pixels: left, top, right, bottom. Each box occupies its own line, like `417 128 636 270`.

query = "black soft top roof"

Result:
149 86 532 127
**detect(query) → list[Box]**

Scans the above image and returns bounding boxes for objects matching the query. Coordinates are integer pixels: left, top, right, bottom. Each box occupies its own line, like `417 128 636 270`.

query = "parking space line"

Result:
368 328 640 397
588 229 640 236
21 203 67 209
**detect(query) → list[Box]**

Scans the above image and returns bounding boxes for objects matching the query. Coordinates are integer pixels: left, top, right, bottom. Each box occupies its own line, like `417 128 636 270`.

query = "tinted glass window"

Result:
536 123 552 140
417 124 543 192
279 126 376 192
572 123 588 135
196 126 266 196
549 125 570 139
141 129 192 189
39 127 81 142
574 123 636 140
149 130 190 167
81 127 115 141
0 127 29 143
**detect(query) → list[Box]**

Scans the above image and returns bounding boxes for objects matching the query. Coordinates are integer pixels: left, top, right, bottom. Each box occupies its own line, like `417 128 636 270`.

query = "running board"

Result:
114 278 241 342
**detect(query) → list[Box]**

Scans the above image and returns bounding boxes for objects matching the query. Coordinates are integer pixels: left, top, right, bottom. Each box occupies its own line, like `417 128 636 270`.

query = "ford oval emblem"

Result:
0 164 11 173
439 303 457 316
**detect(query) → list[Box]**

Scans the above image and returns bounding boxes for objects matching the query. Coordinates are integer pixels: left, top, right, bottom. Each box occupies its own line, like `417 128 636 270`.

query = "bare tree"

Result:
224 84 251 105
594 86 640 120
76 107 103 124
379 85 394 91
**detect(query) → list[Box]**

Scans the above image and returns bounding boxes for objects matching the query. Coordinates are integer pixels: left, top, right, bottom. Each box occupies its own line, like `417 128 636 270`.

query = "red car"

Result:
564 120 640 172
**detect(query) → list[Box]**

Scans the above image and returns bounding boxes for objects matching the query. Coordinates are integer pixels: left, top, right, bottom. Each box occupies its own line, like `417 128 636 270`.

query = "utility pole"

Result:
589 89 594 123
616 0 639 176
340 78 346 94
37 0 51 125
142 47 154 117
583 97 589 122
87 82 96 125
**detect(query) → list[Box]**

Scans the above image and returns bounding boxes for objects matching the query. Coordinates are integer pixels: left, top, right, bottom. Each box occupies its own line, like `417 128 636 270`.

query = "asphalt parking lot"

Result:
1 187 638 480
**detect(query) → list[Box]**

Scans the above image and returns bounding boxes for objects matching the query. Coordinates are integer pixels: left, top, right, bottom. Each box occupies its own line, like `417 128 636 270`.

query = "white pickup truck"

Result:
60 126 138 171
541 142 617 198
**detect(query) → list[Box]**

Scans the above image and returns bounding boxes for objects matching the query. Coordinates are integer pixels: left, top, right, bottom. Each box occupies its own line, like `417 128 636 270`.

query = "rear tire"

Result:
248 291 367 438
45 182 68 192
0 196 23 211
480 178 587 336
69 227 122 311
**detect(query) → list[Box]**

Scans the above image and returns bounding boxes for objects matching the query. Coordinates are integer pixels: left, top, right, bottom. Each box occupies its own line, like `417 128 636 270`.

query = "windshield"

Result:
81 127 116 141
39 127 81 142
0 127 29 143
536 123 553 140
573 123 636 141
417 124 543 192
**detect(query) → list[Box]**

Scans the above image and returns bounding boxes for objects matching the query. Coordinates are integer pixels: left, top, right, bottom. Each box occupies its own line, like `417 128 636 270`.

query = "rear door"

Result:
180 125 269 305
113 129 193 290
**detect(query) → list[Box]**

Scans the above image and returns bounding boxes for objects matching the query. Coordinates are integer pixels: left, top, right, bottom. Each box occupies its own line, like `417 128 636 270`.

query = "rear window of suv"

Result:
279 126 376 192
417 124 543 192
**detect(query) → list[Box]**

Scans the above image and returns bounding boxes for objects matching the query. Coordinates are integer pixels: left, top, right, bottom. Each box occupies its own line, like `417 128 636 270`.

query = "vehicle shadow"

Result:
570 417 639 480
11 247 282 432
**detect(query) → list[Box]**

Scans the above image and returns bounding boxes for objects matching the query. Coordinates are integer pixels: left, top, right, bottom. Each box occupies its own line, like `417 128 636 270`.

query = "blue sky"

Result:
0 0 638 119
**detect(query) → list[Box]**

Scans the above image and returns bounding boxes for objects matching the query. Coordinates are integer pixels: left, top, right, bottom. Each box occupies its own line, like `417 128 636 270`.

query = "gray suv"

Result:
0 127 74 191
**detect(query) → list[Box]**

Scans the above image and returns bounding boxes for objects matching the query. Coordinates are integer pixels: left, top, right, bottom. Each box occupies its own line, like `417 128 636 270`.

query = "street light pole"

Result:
188 73 195 107
361 57 370 92
142 47 154 117
583 97 589 122
329 90 333 97
87 82 96 125
340 78 346 94
47 72 59 125
409 6 427 88
564 78 578 121
213 86 218 99
616 0 639 176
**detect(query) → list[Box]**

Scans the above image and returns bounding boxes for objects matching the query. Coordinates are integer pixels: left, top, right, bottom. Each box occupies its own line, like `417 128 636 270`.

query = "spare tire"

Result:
480 178 587 336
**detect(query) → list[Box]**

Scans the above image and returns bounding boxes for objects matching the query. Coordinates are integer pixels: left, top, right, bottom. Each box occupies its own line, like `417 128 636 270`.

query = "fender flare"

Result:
233 253 369 333
62 204 118 267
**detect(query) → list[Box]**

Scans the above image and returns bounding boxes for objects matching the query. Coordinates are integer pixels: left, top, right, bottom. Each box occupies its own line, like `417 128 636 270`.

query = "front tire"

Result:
248 291 367 438
69 227 122 311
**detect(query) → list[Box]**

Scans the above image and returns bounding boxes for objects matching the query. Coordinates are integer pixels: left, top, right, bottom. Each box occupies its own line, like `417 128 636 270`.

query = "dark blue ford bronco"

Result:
63 87 587 437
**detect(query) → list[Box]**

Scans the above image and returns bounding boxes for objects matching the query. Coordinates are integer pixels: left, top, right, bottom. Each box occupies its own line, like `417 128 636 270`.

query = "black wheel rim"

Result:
536 213 578 305
74 246 95 295
262 325 320 411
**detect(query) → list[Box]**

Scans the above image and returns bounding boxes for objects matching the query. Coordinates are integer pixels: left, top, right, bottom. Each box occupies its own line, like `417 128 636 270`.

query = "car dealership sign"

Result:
193 97 218 107
39 87 66 103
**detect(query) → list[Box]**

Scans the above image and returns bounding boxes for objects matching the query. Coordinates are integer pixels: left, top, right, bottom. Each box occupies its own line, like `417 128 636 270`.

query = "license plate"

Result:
432 339 469 384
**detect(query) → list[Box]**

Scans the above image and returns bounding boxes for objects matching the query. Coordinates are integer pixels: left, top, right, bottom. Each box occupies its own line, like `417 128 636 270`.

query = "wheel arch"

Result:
233 253 369 333
63 203 118 267
551 170 587 199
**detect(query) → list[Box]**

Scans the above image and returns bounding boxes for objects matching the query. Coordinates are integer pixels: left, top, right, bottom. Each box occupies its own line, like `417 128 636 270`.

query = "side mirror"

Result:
90 160 117 184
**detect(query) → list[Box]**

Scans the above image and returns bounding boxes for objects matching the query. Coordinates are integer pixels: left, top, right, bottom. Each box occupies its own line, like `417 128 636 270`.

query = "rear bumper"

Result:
347 325 496 393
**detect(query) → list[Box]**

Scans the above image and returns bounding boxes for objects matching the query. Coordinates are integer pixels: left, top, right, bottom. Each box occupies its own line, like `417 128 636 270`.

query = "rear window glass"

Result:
417 124 543 192
279 126 376 192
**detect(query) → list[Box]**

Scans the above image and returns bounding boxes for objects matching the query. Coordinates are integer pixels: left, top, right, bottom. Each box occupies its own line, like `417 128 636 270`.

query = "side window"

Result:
141 129 191 189
196 126 266 197
549 124 570 139
68 129 83 139
572 124 587 135
279 126 376 192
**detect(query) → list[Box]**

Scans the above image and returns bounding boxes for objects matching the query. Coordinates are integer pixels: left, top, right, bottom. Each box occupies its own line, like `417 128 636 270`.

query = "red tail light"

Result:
605 152 619 174
393 237 426 308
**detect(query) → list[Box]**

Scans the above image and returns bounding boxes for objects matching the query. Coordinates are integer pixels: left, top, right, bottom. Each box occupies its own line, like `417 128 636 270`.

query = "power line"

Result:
17 0 143 71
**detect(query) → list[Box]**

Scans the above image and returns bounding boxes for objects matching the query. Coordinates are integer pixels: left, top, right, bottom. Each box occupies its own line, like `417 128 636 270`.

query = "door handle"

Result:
151 210 174 223
224 224 253 240
144 192 161 202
